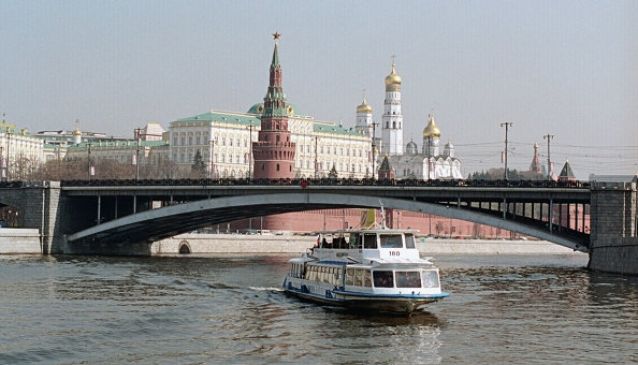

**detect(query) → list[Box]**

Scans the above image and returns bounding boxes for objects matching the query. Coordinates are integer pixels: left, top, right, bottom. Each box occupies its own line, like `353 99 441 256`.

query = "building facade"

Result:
0 119 45 180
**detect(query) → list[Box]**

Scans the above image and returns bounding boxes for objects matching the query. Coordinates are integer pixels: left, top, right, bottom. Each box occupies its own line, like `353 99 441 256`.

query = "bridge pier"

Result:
588 178 638 274
0 181 68 254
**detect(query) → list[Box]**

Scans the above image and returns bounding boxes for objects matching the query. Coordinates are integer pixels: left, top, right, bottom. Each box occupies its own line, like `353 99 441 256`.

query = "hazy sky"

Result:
1 0 637 178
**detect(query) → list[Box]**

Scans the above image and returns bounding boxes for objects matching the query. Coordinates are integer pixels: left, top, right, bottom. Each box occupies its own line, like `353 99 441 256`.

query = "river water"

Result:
0 253 637 365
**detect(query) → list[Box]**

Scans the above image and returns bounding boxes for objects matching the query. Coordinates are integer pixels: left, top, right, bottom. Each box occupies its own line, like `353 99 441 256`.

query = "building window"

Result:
276 163 280 171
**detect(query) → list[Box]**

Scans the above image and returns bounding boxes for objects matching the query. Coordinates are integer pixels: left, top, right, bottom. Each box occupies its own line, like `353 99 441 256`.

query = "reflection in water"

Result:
1 254 637 364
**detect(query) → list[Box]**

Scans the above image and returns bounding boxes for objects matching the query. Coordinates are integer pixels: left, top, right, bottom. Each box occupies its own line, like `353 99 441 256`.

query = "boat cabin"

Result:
314 230 421 261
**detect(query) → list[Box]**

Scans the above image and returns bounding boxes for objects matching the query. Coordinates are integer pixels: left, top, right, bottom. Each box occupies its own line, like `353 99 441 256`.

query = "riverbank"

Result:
0 228 41 254
0 230 585 256
151 233 584 256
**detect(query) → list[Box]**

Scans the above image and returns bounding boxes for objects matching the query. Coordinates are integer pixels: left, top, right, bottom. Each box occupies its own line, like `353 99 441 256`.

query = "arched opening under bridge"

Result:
67 193 588 252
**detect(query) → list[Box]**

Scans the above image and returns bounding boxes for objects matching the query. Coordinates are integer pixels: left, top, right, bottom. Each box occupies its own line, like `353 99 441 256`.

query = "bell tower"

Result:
381 57 404 156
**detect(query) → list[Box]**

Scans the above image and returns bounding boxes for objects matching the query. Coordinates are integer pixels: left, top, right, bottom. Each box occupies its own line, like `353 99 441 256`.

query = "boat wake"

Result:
249 286 284 292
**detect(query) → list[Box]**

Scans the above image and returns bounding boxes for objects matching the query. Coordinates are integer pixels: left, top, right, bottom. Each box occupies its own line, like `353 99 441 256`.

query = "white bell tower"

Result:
381 58 403 156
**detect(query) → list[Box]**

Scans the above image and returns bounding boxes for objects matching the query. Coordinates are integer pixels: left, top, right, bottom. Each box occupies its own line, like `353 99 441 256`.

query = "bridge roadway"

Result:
61 181 592 252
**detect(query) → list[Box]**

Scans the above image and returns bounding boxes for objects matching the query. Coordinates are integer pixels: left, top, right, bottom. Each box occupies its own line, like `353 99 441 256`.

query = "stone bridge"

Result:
0 178 636 274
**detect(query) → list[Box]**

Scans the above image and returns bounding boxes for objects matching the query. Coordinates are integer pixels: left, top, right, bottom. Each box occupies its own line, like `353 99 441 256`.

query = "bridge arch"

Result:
68 192 588 252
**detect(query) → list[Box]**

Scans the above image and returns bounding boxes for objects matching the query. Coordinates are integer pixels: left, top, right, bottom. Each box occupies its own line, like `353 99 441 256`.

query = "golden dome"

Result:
356 97 373 113
423 114 441 138
384 63 402 91
72 128 81 136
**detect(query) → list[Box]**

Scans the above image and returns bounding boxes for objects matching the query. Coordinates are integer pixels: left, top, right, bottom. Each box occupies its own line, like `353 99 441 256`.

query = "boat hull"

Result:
283 283 448 314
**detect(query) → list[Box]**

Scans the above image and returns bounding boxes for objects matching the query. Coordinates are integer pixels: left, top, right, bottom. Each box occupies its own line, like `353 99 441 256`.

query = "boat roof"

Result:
368 257 434 265
314 228 420 234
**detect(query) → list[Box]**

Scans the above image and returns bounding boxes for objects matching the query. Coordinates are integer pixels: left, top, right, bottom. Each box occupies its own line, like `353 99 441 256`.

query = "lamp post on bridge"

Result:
87 142 95 181
500 122 513 181
371 120 378 179
543 133 554 180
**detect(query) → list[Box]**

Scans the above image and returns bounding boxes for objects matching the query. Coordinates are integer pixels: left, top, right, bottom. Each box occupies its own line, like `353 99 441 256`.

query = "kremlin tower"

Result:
381 59 404 156
252 33 296 179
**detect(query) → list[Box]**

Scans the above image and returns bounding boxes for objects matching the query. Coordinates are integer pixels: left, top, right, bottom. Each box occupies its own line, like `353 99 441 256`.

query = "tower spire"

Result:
271 32 281 66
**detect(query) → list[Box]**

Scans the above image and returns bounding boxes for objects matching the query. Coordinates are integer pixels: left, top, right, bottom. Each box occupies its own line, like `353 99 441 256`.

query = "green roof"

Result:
175 111 260 127
313 122 361 136
175 111 364 137
69 140 169 150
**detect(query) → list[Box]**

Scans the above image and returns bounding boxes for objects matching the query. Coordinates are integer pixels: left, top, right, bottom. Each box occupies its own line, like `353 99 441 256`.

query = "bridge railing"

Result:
59 178 591 189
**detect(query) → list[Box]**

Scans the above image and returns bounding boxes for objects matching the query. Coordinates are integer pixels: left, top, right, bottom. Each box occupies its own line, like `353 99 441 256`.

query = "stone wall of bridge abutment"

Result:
588 180 638 274
0 182 69 254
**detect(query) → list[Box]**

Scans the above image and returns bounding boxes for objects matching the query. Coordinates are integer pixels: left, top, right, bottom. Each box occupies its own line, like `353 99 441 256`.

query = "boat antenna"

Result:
379 200 387 229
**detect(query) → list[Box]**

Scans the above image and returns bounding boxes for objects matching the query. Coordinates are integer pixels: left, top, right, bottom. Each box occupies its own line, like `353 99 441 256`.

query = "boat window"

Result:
373 271 394 288
346 268 354 286
345 268 372 287
421 270 439 288
353 270 363 286
395 271 421 288
349 234 362 249
363 270 372 287
405 234 416 249
379 234 403 249
333 235 348 249
363 234 377 249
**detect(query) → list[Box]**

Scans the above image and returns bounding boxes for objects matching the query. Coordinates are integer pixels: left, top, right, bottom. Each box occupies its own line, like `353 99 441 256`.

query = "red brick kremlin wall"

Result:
223 209 521 238
220 204 590 238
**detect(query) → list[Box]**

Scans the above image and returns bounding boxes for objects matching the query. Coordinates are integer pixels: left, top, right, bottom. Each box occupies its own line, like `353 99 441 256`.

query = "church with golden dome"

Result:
370 60 463 180
384 112 463 180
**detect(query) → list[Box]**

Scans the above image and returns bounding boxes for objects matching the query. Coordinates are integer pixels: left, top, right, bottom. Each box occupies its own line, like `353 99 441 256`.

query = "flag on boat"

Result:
360 209 376 229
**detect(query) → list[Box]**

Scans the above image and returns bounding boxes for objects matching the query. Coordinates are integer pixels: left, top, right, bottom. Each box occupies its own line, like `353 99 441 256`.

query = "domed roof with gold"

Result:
384 62 402 91
356 97 373 114
72 128 82 136
423 114 441 138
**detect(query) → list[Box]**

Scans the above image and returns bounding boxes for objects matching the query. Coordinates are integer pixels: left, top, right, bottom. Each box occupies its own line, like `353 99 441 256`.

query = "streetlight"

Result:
87 142 93 181
500 122 513 181
371 121 378 179
134 141 141 180
247 124 253 178
543 133 554 180
56 145 61 181
0 146 5 181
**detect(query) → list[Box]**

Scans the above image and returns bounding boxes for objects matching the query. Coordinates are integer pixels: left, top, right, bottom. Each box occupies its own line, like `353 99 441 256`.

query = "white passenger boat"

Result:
282 228 449 313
